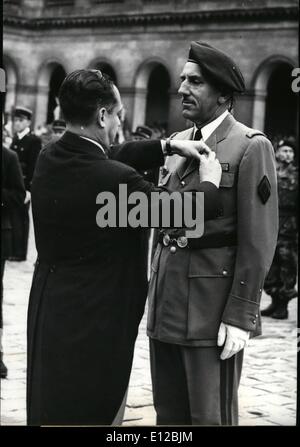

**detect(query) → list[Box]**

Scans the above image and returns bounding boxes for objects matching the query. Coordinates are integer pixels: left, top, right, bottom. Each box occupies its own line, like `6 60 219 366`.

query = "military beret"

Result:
13 106 33 120
188 41 245 93
132 125 153 139
52 119 66 131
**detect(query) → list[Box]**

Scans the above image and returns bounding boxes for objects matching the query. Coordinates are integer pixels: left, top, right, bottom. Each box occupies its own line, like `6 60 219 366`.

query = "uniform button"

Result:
20 147 24 151
240 281 245 285
255 314 258 318
180 181 185 187
252 319 256 324
170 246 177 254
259 288 262 292
222 270 228 276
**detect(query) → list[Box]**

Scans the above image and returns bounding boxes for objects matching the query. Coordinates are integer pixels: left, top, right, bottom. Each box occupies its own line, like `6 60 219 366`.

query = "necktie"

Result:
182 128 203 175
194 128 203 141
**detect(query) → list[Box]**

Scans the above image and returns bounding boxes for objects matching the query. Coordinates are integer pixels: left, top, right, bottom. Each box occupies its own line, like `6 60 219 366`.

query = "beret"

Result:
13 106 33 120
188 41 245 93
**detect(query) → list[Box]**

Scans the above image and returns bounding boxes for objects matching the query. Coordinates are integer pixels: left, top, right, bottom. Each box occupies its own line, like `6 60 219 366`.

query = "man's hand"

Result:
199 149 222 188
217 322 250 360
24 191 31 204
169 139 212 160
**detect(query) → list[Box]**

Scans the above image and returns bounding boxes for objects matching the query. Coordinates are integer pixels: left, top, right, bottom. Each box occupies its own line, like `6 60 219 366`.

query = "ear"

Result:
98 107 106 128
217 94 229 105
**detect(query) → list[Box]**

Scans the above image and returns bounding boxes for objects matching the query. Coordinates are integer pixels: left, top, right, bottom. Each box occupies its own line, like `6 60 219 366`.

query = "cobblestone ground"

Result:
0 217 298 426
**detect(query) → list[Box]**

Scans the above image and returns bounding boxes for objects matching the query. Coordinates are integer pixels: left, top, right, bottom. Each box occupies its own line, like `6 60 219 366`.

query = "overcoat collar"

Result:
176 113 236 180
59 131 108 159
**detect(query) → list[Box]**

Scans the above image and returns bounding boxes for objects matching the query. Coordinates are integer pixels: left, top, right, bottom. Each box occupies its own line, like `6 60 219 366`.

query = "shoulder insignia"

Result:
246 129 265 139
258 175 271 204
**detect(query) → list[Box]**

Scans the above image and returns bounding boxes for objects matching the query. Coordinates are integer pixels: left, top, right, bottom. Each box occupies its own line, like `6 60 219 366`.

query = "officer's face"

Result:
13 116 31 133
178 62 222 126
276 145 294 163
104 86 122 145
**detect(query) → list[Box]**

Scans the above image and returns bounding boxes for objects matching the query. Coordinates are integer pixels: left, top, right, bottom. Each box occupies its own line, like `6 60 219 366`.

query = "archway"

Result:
132 60 171 134
47 65 66 123
88 60 117 85
252 56 297 142
264 64 297 141
35 60 66 128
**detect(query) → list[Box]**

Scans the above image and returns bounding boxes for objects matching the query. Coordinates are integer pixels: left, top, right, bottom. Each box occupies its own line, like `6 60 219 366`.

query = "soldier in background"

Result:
10 107 42 260
262 139 298 319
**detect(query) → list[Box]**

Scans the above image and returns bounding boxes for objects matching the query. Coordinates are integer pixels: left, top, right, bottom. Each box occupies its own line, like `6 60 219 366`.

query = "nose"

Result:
178 79 189 96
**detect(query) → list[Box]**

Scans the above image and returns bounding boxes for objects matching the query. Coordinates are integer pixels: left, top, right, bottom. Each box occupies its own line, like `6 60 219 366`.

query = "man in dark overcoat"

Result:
10 107 42 260
27 69 222 425
147 41 279 425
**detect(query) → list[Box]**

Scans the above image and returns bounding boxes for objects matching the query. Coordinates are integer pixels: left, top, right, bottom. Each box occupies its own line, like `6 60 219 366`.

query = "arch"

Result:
87 57 118 85
3 53 19 116
35 59 67 128
251 55 297 136
132 58 171 132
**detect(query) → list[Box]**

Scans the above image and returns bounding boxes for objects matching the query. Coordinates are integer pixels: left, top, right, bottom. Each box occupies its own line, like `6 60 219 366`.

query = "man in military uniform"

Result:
10 107 42 260
147 41 278 425
262 139 298 319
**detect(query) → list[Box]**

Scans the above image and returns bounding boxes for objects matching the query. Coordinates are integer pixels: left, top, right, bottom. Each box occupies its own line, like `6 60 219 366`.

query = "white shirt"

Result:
79 136 106 155
193 110 229 142
17 127 30 140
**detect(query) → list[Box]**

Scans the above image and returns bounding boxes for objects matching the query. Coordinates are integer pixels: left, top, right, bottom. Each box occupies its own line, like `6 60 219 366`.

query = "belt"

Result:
158 232 237 250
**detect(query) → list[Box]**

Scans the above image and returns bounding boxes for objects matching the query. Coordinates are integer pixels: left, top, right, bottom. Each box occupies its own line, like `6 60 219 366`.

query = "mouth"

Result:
182 101 194 107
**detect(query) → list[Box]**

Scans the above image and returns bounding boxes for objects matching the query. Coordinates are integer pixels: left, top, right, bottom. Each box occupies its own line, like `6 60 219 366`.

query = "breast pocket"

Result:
219 172 235 188
186 246 236 340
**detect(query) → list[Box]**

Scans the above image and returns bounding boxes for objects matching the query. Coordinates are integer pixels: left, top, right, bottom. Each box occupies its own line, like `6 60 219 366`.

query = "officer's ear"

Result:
217 94 230 105
97 108 106 128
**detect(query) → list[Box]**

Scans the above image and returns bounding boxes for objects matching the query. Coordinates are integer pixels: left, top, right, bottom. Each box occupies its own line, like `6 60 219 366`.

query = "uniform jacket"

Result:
11 132 42 191
1 146 26 259
147 113 278 346
27 131 219 425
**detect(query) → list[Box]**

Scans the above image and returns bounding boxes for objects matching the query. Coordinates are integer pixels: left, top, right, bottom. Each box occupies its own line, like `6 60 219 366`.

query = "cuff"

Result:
221 294 260 332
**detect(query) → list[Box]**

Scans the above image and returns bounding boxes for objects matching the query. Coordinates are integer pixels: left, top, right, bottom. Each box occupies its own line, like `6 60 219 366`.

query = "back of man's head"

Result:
59 69 117 126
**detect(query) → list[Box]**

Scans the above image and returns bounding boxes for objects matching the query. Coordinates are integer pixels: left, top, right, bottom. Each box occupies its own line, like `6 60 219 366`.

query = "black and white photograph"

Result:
1 0 299 430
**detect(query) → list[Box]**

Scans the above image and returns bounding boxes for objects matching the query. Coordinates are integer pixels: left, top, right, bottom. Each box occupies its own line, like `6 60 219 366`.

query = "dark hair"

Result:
59 69 118 126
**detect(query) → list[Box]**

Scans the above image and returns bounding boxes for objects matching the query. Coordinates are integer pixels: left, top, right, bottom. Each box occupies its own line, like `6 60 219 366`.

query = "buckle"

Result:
162 234 188 248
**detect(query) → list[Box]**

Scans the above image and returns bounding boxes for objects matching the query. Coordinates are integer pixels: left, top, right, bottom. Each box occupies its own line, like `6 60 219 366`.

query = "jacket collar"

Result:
176 113 236 181
59 131 108 159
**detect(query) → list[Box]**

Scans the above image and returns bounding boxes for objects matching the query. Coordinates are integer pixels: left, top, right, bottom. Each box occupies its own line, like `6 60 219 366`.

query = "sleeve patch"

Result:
258 175 271 204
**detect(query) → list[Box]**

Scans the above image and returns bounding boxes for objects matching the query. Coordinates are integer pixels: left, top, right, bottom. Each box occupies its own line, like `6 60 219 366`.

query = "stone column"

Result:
131 87 148 132
4 82 17 116
167 88 186 135
34 84 50 129
15 83 37 116
119 87 136 131
252 88 267 132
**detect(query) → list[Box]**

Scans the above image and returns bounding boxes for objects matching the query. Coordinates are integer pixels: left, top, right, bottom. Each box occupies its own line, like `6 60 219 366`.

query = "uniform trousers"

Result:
149 338 244 426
